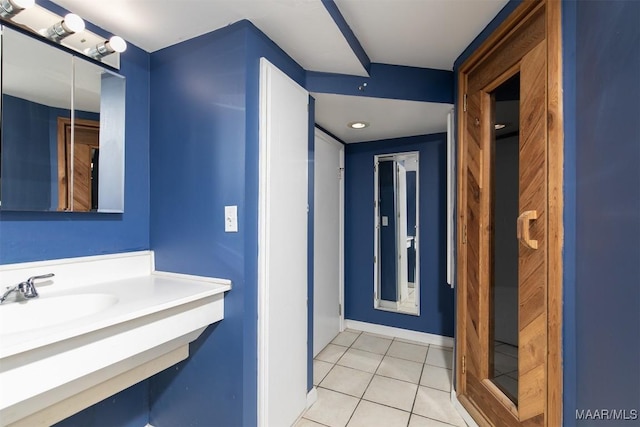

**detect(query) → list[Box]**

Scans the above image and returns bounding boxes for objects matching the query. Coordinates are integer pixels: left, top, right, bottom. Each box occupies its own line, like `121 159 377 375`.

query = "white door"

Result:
258 58 309 427
313 129 344 356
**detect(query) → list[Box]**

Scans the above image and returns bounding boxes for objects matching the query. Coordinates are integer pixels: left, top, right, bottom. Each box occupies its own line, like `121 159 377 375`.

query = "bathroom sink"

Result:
0 293 118 335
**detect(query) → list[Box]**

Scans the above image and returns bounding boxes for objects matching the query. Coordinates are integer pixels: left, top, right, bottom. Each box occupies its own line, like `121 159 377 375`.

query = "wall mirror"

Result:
0 26 125 212
374 152 420 315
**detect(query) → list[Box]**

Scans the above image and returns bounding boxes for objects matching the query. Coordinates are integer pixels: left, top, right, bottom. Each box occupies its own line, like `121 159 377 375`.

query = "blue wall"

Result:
344 133 454 337
54 382 149 427
148 21 306 427
1 95 54 210
568 1 640 424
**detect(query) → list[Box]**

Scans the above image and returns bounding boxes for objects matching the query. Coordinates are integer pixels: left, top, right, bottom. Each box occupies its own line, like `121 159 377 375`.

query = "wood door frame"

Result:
455 0 563 425
57 117 100 211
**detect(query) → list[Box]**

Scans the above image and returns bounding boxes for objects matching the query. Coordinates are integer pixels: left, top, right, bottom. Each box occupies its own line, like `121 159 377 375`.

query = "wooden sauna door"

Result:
456 1 562 425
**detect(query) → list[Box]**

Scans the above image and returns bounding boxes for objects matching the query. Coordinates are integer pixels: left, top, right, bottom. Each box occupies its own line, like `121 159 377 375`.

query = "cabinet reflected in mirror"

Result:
374 152 419 315
0 26 125 212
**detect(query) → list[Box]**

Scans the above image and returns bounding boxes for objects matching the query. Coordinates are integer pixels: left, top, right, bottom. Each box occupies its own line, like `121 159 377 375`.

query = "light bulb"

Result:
63 13 85 33
348 121 369 129
108 36 127 53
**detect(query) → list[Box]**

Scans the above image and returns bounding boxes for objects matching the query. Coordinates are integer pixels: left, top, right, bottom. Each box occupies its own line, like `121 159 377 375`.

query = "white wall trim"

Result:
257 57 271 427
344 320 454 348
306 387 318 409
451 389 479 427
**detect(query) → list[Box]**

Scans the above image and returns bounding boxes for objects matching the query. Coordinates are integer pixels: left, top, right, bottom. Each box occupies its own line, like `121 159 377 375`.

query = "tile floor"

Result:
492 341 518 403
296 329 467 427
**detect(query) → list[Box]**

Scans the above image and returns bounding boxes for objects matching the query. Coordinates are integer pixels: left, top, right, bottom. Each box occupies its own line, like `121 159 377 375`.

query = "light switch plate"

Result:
225 205 238 232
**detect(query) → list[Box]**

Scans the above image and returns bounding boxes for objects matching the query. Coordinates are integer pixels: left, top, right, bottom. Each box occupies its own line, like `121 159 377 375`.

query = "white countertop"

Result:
0 272 231 359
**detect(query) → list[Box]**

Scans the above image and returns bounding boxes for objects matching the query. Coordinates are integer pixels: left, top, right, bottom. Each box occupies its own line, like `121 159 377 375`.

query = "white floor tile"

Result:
304 388 359 427
495 343 518 358
409 414 458 427
363 375 418 412
494 374 518 400
347 400 410 427
387 340 429 363
314 359 334 386
413 386 466 426
352 334 392 355
426 343 453 351
320 365 373 398
494 352 517 375
395 337 430 347
360 331 394 339
308 332 468 427
337 348 384 373
317 344 348 364
376 355 423 384
425 347 453 369
296 418 328 427
419 365 452 392
332 330 361 347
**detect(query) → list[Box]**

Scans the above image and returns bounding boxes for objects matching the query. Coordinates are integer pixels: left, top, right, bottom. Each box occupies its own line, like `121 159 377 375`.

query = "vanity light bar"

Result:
0 0 34 18
1 0 125 68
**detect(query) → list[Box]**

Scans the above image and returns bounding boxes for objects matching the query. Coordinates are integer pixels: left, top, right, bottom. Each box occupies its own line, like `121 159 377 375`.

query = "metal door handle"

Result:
517 210 538 249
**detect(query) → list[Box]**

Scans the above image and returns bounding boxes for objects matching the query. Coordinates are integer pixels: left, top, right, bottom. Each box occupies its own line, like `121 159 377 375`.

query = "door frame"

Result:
313 127 345 356
455 0 563 425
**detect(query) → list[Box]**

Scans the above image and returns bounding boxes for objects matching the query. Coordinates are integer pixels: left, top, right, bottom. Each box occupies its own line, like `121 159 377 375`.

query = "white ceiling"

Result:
48 0 508 143
313 93 452 143
336 0 508 70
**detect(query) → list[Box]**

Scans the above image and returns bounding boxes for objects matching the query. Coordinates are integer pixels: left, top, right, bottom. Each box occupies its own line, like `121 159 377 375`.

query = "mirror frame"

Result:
373 151 420 316
0 25 126 213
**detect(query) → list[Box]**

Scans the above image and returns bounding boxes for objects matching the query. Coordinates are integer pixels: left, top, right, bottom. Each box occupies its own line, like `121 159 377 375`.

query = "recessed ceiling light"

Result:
348 121 369 129
494 123 507 130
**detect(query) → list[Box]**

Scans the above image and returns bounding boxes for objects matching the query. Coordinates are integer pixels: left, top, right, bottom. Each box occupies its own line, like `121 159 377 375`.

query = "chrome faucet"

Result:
0 273 55 304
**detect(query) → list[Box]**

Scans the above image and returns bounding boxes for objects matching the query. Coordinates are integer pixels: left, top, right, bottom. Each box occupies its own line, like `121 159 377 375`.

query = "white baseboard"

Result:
451 389 479 427
344 320 454 348
306 387 318 409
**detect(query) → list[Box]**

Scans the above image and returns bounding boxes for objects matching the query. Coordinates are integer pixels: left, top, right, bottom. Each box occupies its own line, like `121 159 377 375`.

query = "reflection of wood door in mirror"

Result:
456 1 562 425
57 118 100 212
